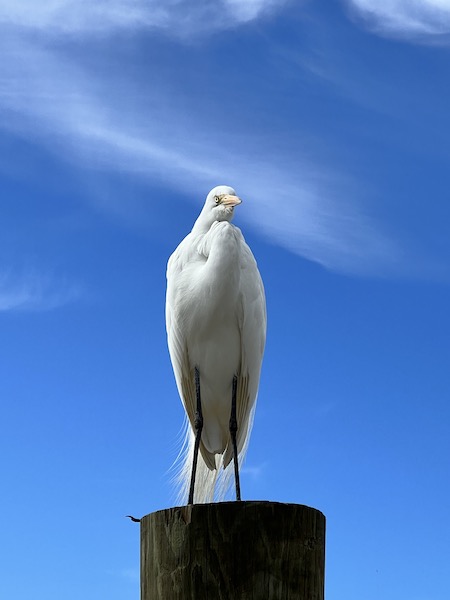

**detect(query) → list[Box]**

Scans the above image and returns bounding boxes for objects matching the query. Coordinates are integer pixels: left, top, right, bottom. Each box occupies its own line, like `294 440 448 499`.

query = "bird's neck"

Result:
192 212 233 235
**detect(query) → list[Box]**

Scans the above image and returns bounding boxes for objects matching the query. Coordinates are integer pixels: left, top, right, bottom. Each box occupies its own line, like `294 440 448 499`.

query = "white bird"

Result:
166 185 266 504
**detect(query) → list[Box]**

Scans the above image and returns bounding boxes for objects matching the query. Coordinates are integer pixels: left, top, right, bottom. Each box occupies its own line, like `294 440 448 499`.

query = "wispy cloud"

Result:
344 0 450 40
0 0 289 36
116 567 139 583
0 1 420 278
241 462 267 480
0 269 81 312
0 31 405 277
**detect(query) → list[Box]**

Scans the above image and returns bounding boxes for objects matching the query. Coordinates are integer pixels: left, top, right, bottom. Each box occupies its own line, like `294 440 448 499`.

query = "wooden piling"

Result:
141 501 325 600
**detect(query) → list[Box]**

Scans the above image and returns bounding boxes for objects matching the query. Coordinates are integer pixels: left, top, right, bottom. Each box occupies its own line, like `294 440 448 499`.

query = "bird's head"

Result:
203 185 242 223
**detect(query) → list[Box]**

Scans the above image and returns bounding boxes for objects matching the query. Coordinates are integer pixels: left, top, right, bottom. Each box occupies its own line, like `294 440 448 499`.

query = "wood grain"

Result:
141 501 325 600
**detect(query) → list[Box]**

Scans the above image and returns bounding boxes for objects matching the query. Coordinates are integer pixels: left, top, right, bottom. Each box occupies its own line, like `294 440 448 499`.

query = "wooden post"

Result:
141 501 325 600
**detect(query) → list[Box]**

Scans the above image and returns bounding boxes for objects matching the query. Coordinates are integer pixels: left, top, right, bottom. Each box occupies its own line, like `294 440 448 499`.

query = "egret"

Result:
166 185 266 504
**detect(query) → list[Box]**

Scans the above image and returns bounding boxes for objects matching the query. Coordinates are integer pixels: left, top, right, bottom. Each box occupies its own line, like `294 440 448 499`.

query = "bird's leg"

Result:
229 375 241 501
188 366 203 505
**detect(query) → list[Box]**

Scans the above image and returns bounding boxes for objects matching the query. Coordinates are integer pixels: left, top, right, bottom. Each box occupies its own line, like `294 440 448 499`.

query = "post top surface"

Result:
140 500 325 524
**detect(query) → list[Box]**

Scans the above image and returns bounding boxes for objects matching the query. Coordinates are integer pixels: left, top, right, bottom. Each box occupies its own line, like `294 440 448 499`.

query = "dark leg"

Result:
229 375 241 501
188 367 203 505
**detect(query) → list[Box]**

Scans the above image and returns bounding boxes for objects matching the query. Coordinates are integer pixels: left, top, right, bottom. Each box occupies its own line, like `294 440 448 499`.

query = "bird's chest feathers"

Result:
182 262 240 331
176 224 242 332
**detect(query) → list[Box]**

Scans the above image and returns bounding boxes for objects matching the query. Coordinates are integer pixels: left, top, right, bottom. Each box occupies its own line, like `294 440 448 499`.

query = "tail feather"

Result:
175 428 217 504
173 406 256 504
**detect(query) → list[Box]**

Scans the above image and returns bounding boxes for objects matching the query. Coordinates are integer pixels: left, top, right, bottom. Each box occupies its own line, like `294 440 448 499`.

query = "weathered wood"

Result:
141 501 325 600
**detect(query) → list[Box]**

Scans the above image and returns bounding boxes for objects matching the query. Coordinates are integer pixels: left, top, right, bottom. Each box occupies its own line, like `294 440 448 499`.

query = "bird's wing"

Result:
226 228 267 464
166 236 217 471
166 240 195 419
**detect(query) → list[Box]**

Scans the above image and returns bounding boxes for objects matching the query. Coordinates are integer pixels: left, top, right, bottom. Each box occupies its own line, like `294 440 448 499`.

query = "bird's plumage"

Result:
166 186 266 503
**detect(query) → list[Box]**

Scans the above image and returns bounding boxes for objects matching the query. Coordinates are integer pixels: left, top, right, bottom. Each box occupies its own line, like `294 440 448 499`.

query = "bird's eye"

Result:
214 195 221 204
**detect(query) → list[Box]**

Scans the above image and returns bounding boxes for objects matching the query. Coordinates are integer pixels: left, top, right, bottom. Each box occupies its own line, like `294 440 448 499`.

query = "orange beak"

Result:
220 194 242 207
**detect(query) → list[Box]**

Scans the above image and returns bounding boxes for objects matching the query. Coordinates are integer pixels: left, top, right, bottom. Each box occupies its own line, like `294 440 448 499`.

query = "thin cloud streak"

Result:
0 0 289 36
0 35 405 276
0 15 410 277
241 463 267 480
0 269 82 312
344 0 450 40
117 567 140 583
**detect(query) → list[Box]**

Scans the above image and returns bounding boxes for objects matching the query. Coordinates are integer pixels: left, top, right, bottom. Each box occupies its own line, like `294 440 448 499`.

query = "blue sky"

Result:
1 0 450 598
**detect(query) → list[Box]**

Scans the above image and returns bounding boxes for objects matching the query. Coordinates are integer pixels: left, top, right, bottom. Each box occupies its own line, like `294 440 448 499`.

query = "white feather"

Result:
166 185 266 503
